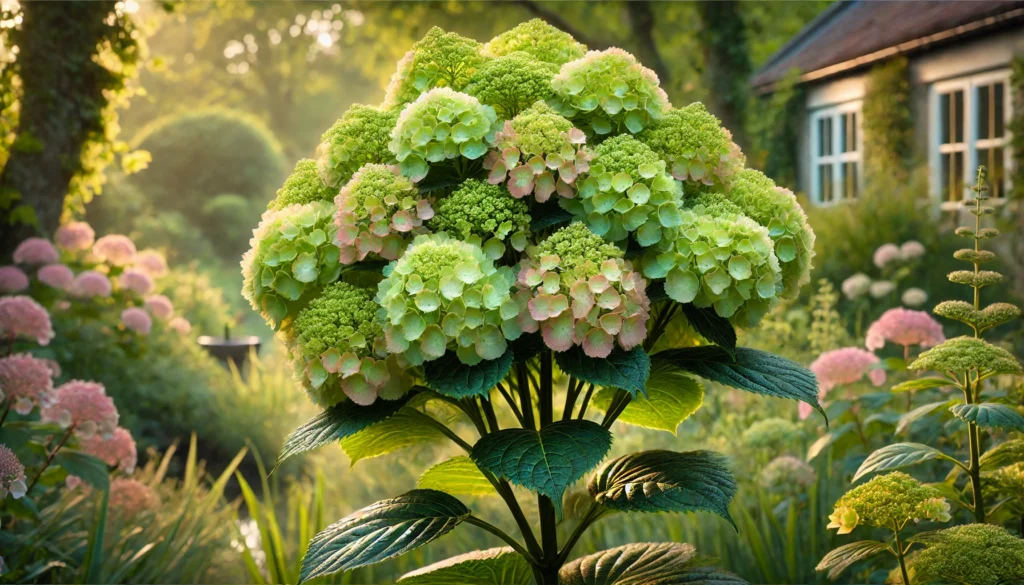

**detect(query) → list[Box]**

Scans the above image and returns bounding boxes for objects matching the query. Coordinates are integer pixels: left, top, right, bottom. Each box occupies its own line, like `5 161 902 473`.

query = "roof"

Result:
751 0 1024 92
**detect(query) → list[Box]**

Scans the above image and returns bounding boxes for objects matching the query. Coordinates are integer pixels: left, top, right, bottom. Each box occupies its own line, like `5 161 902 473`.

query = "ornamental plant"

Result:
247 23 822 585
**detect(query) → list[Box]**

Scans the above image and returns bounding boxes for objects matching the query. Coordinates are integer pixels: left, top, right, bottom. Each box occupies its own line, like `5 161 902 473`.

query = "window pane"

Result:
818 164 833 203
818 117 832 156
940 93 950 143
939 90 964 144
978 84 990 140
839 113 857 153
994 82 1005 138
844 161 859 199
954 90 964 143
976 146 1006 198
941 152 965 201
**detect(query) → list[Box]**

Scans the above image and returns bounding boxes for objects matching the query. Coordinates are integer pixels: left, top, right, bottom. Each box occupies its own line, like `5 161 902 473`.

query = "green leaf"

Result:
471 420 611 516
559 542 745 585
853 443 962 482
950 403 1024 432
814 540 891 580
417 457 493 497
397 547 532 585
679 303 737 351
424 347 513 399
299 489 470 582
341 411 444 465
530 201 574 232
891 376 952 393
806 423 856 461
653 346 824 421
980 439 1024 469
589 450 737 527
896 400 954 434
54 450 110 490
555 345 651 398
592 363 703 434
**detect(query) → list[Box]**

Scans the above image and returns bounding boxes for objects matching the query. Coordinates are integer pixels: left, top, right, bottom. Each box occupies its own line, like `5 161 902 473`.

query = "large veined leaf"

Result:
341 411 444 465
471 420 611 516
895 400 954 435
679 304 737 351
980 438 1024 469
950 403 1024 432
299 489 470 582
814 540 891 580
418 456 494 497
592 363 704 434
424 348 514 399
555 345 651 398
397 547 532 585
589 450 737 527
559 542 745 585
853 443 962 482
54 450 109 490
653 347 824 420
890 377 951 393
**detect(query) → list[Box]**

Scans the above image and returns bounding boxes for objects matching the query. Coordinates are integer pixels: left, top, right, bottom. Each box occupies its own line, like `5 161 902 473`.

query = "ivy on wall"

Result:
862 56 913 181
1010 55 1024 200
750 67 803 188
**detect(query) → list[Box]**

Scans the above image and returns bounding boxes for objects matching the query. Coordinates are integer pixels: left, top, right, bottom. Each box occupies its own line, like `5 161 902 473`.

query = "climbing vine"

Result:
751 67 802 187
862 56 913 180
1009 55 1024 200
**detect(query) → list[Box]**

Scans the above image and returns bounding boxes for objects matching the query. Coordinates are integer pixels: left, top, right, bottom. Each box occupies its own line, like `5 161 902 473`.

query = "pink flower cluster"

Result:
168 316 191 335
143 295 174 320
0 353 56 415
92 234 137 266
802 347 886 419
37 264 74 290
0 296 54 345
118 269 154 295
865 308 945 351
109 478 159 517
41 380 119 438
133 249 168 278
121 308 152 335
873 243 901 269
79 427 137 474
70 270 112 298
55 221 95 252
13 237 59 265
0 445 26 500
484 122 590 202
0 266 28 293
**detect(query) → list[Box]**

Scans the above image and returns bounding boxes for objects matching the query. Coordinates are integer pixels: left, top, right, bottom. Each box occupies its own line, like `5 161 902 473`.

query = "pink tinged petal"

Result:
597 289 621 310
523 267 544 288
321 348 343 373
342 374 377 405
379 235 404 260
305 361 328 389
371 220 392 237
535 172 556 202
517 308 539 333
568 128 586 144
416 200 434 220
368 205 387 222
589 274 610 294
618 315 648 350
336 224 359 246
572 298 595 320
361 358 391 388
483 149 499 169
339 352 362 377
556 180 575 199
541 272 561 295
599 312 623 335
868 368 887 387
488 161 508 184
540 255 560 271
601 260 623 281
541 312 575 352
527 155 546 174
356 234 382 257
338 245 358 265
508 165 535 198
386 327 410 353
502 147 521 170
582 328 614 358
391 210 414 232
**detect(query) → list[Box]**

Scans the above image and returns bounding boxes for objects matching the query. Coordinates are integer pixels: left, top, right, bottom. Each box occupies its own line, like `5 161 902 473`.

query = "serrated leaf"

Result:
418 457 493 497
341 411 444 465
54 450 109 490
814 540 891 580
559 542 745 585
299 489 470 581
653 346 824 421
592 363 703 434
853 443 961 482
530 202 574 232
679 303 737 350
424 347 513 399
891 377 952 393
555 345 651 397
397 547 532 585
471 420 611 516
589 450 737 528
950 402 1024 432
895 400 954 434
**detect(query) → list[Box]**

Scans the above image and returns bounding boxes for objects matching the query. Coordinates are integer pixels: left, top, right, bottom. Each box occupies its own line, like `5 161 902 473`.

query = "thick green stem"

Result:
893 525 911 585
538 351 559 564
516 362 536 429
465 515 537 565
962 376 986 523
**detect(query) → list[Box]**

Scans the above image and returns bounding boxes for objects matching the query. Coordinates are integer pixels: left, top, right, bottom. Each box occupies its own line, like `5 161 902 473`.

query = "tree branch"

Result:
514 0 608 50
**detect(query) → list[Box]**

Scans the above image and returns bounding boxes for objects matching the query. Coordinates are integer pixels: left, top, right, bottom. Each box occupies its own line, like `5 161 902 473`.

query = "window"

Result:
931 71 1012 201
809 102 862 205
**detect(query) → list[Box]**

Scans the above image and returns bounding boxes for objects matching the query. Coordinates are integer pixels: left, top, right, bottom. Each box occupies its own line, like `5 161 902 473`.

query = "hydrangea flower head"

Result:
168 317 192 336
334 164 432 264
375 233 519 366
430 179 531 256
637 103 744 189
316 105 398 188
79 427 137 474
915 524 1024 585
0 445 26 500
873 243 901 269
144 294 174 320
272 158 338 210
869 280 896 298
121 308 152 335
0 296 54 345
550 47 670 135
71 270 112 298
741 417 799 448
118 269 154 296
132 249 168 278
0 353 55 415
0 266 28 293
37 264 74 290
759 455 816 494
109 478 159 517
841 273 871 300
92 234 137 266
382 27 485 109
866 308 945 351
41 380 118 438
829 472 949 532
811 347 886 394
13 237 59 265
483 19 586 66
900 240 925 260
389 88 498 182
987 461 1024 496
910 336 1022 376
465 52 558 119
901 287 928 307
55 221 95 251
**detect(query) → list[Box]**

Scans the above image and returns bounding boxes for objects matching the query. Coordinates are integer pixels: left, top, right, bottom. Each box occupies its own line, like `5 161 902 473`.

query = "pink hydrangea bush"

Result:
0 353 56 415
13 237 59 265
0 296 54 345
132 249 168 278
70 270 112 298
37 264 74 290
108 478 159 517
168 316 192 335
55 221 95 252
865 308 945 352
872 243 901 269
118 269 155 296
0 266 29 293
40 380 119 439
121 308 152 335
144 295 174 320
78 427 137 474
92 234 137 266
802 347 886 419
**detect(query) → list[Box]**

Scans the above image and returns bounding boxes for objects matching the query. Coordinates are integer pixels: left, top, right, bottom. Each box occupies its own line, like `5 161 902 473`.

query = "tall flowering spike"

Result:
121 308 153 335
914 524 1024 585
484 101 591 203
910 336 1022 376
725 170 816 300
483 19 586 66
550 47 671 136
513 223 649 357
144 294 174 320
563 134 684 244
827 472 950 535
241 201 341 331
316 104 399 189
41 380 119 439
70 270 112 298
375 233 519 366
933 300 1020 334
333 164 432 265
79 427 137 474
382 27 486 110
637 103 745 189
388 88 498 182
865 308 945 351
759 455 816 495
0 266 28 293
118 269 154 296
0 296 54 346
92 234 137 267
292 282 410 407
132 249 169 278
0 445 26 500
271 158 339 210
804 347 885 420
13 237 59 265
429 179 531 256
465 52 559 119
55 221 95 252
0 353 56 415
108 477 160 517
37 264 74 290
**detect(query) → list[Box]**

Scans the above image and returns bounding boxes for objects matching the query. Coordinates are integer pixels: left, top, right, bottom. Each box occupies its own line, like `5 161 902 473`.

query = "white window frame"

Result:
808 101 863 206
929 69 1013 201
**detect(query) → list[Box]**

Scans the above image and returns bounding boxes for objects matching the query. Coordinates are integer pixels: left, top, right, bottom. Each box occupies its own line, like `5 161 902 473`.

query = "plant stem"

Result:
496 383 525 426
893 525 911 585
561 376 579 421
515 362 536 429
480 396 500 433
557 502 600 564
465 515 538 565
963 375 986 522
537 350 560 571
412 411 474 453
27 426 74 493
0 403 10 428
576 384 595 420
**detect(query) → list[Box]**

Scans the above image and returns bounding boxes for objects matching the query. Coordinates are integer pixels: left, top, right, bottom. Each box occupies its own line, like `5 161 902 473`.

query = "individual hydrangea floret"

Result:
828 472 950 534
483 19 586 66
914 524 1024 585
513 223 650 357
132 249 168 278
910 336 1022 376
549 48 671 135
375 233 520 366
933 300 1020 333
292 282 410 406
92 234 137 266
241 202 342 330
0 445 26 500
168 316 191 336
0 353 55 415
841 273 871 300
70 270 112 298
0 296 54 345
37 264 74 290
741 417 799 448
0 266 28 293
271 159 338 210
866 308 945 351
334 164 433 264
759 455 816 494
430 179 531 256
79 427 137 474
55 221 95 252
901 287 928 307
109 478 159 518
41 380 118 439
144 295 174 320
873 243 901 269
316 105 399 188
383 27 485 110
465 52 558 119
389 88 498 182
121 308 153 335
13 237 59 265
637 103 744 189
118 269 154 296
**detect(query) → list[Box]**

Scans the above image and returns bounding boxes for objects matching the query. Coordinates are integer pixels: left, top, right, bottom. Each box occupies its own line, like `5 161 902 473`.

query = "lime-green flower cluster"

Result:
563 135 684 244
827 472 950 535
465 52 558 120
638 103 744 189
550 48 671 135
933 299 1021 334
485 102 590 203
334 164 433 264
383 27 485 110
987 461 1024 497
759 455 816 494
291 282 410 406
376 233 520 366
271 159 338 210
909 336 1023 376
429 179 531 257
316 105 398 189
915 524 1024 585
389 88 498 182
741 417 798 449
241 201 342 330
483 19 586 66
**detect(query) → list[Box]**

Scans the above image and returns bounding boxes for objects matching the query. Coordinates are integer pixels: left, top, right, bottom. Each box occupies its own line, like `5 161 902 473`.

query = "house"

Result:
751 0 1024 205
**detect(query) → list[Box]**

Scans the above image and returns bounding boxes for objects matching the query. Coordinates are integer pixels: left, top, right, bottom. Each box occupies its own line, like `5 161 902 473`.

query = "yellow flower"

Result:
827 506 859 535
916 497 952 523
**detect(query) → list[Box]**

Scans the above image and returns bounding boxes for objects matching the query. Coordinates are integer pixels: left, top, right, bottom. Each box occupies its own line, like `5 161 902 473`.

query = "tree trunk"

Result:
696 0 752 150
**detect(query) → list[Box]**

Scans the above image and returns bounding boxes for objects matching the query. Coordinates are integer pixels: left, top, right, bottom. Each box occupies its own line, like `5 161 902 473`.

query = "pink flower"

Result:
900 240 925 260
92 234 137 266
133 249 168 278
803 347 886 419
0 296 54 345
40 380 118 438
109 478 159 517
143 295 173 320
55 221 95 252
79 427 136 474
873 243 901 269
121 307 152 335
865 308 945 351
118 269 154 296
70 270 112 298
168 317 191 335
0 266 29 293
13 237 59 265
37 264 75 290
0 445 26 500
0 353 56 415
